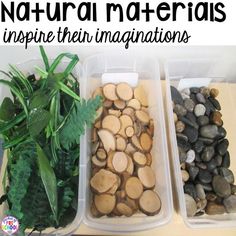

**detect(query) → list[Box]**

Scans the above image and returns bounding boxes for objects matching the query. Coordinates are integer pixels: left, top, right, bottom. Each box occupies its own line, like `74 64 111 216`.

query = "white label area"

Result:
102 73 139 86
178 78 212 91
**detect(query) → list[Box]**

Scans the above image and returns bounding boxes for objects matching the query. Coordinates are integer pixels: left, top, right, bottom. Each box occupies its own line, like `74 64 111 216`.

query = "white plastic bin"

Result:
81 53 173 233
0 59 84 236
165 59 236 228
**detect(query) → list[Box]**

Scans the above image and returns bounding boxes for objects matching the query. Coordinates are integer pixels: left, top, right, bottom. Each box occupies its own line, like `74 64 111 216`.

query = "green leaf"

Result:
36 144 58 223
0 97 15 121
58 81 81 101
29 91 49 110
28 109 51 137
60 96 102 150
39 46 50 71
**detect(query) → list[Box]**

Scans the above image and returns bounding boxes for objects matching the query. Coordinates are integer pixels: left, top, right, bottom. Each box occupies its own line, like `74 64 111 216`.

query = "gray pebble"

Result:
184 183 198 200
231 185 236 194
174 104 187 116
201 146 215 162
196 199 207 212
171 86 184 105
214 154 223 166
196 162 207 170
198 169 212 184
184 98 195 112
219 167 235 184
200 125 219 139
193 140 204 153
201 183 213 191
217 139 229 156
190 87 200 94
179 147 187 164
183 126 198 143
218 127 227 138
185 194 197 217
223 195 236 213
200 87 210 97
222 151 230 168
180 115 199 129
196 93 206 103
206 159 217 172
188 166 199 181
186 149 195 163
194 104 206 117
212 175 231 198
209 97 221 111
197 116 209 126
177 135 191 152
206 193 217 202
198 137 214 145
196 184 206 200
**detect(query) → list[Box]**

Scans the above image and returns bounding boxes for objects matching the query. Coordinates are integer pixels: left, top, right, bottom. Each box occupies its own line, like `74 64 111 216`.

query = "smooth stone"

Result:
200 87 210 97
195 153 201 163
179 147 187 164
198 137 214 145
205 99 216 116
196 199 207 212
214 154 223 166
184 98 195 112
195 211 205 216
210 88 219 98
173 112 178 123
182 88 191 96
186 149 196 163
209 97 221 111
222 151 230 168
182 170 190 182
198 169 212 184
177 135 191 152
181 93 190 100
200 125 218 139
197 115 209 126
196 162 207 170
188 166 199 181
185 194 197 217
175 120 185 133
174 104 187 116
217 127 227 138
217 139 229 156
196 93 206 103
231 185 236 194
181 162 186 170
196 184 206 200
201 183 213 192
190 93 198 105
193 140 204 153
206 202 226 215
219 167 235 184
179 116 198 129
190 87 200 94
206 159 217 172
171 86 184 105
186 111 197 122
183 126 198 143
206 193 217 202
194 104 206 117
184 183 198 200
223 195 236 213
201 146 215 162
212 175 231 198
211 111 223 126
212 168 219 176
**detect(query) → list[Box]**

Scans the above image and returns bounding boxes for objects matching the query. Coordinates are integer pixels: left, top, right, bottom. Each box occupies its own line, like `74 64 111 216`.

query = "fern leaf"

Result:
60 96 102 150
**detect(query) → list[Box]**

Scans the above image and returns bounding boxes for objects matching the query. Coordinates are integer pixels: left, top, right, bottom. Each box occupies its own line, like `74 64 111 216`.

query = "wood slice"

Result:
118 115 133 137
134 86 148 107
90 169 118 193
137 166 156 189
139 190 161 216
97 129 116 153
94 194 116 215
126 155 134 175
107 151 116 172
125 143 137 155
112 152 128 173
134 122 142 137
116 135 127 151
125 126 135 138
92 87 104 99
135 110 150 125
108 109 121 117
102 115 121 134
125 197 138 213
131 135 143 151
91 142 99 155
114 99 126 110
122 107 135 117
148 119 154 137
96 148 107 161
107 176 121 194
127 99 141 110
120 172 131 189
103 83 119 101
91 201 102 217
116 190 126 201
133 152 147 166
116 83 133 101
125 177 143 200
94 120 102 129
140 133 152 152
91 128 98 143
92 155 106 168
146 153 152 166
103 99 113 108
116 202 133 217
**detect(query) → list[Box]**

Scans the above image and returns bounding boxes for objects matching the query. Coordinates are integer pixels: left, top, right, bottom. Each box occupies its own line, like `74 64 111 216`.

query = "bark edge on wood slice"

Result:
103 83 119 101
94 193 116 215
125 176 144 200
97 129 116 153
116 82 134 101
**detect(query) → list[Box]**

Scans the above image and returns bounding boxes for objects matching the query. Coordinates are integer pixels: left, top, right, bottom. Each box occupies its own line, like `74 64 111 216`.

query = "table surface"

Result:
1 82 236 236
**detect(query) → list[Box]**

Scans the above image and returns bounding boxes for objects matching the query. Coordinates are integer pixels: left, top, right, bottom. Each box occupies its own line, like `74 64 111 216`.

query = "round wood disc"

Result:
134 86 148 106
94 194 116 215
118 115 133 137
139 190 161 216
125 126 135 137
102 115 121 134
140 133 152 152
112 152 128 173
116 83 133 101
116 202 133 217
103 83 118 101
137 166 156 189
133 152 147 166
135 110 150 125
125 177 143 199
116 135 127 151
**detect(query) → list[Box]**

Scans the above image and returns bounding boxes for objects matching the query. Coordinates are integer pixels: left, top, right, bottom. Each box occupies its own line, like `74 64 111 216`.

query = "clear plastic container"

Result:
0 59 84 236
164 59 236 228
81 53 173 233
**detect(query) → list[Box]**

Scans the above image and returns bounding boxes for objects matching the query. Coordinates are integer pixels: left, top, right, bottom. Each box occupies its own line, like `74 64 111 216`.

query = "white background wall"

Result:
0 46 236 81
